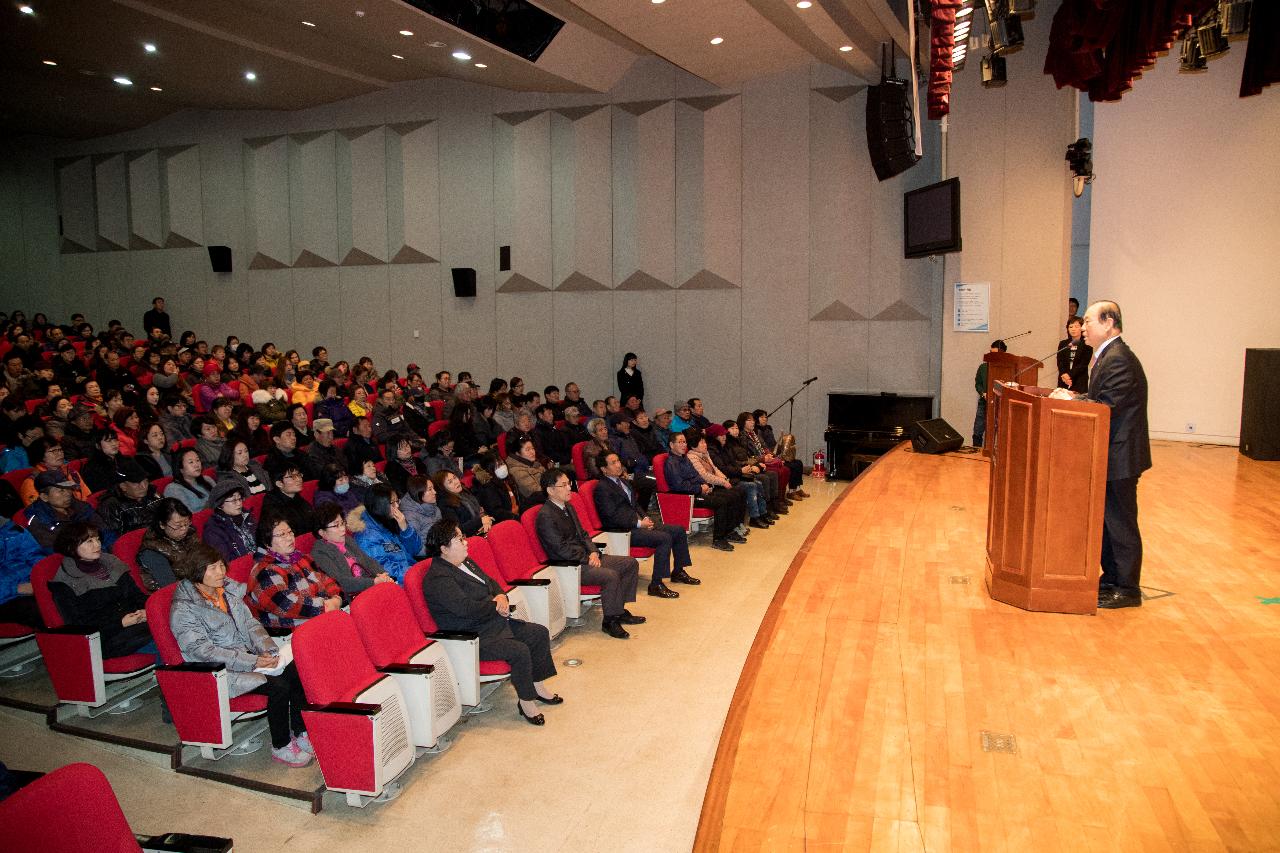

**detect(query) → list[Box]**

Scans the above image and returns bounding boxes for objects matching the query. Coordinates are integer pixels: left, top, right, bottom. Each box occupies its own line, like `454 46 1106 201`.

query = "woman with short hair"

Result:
432 470 494 536
313 462 361 514
309 501 390 598
247 514 342 633
170 541 314 767
49 521 153 658
138 497 203 591
216 438 269 497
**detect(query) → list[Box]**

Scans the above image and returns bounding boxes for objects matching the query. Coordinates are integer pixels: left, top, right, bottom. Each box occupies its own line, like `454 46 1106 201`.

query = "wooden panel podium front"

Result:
986 383 1110 614
982 352 1041 455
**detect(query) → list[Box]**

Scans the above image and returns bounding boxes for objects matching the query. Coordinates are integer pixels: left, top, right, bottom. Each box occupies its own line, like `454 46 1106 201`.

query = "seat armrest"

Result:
508 578 551 587
303 701 381 715
428 630 479 641
379 663 434 675
38 624 97 636
157 662 225 673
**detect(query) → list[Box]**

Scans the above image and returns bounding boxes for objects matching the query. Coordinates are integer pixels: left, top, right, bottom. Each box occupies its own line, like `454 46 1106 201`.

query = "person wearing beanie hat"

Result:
98 459 161 538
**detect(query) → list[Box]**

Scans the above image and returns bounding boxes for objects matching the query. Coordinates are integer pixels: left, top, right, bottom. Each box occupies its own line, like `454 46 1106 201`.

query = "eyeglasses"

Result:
324 520 346 530
165 520 191 532
271 528 295 540
222 494 244 503
282 472 303 481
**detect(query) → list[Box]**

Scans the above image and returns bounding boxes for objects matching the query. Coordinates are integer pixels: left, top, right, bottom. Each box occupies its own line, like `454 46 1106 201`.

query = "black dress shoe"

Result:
518 703 546 725
1097 589 1142 609
748 517 770 529
601 618 630 639
534 693 564 705
728 532 747 544
647 582 679 599
671 569 701 585
773 505 789 515
618 609 646 625
711 539 735 552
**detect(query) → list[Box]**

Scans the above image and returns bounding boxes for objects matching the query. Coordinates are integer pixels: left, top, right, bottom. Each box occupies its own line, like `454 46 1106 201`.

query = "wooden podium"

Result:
982 352 1041 455
985 383 1110 614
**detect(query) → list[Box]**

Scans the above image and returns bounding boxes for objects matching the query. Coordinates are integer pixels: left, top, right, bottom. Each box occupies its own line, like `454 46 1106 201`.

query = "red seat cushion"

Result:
102 653 155 674
581 584 602 594
630 547 656 558
693 508 714 518
478 660 511 675
0 623 35 640
230 694 269 713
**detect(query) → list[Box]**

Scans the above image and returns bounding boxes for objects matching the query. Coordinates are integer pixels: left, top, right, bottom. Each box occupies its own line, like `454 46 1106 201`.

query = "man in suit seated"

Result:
534 469 643 639
420 519 561 726
593 450 699 599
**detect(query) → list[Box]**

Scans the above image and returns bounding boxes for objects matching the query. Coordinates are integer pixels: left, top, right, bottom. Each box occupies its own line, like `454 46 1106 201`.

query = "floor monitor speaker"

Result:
912 418 963 454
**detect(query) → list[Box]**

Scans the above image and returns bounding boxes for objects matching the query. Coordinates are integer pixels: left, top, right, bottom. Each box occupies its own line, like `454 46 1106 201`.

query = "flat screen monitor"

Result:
903 177 961 259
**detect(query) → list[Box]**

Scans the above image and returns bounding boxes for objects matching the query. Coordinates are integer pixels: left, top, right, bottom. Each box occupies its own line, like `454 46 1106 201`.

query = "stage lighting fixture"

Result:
1007 0 1035 16
1179 31 1208 73
980 53 1007 87
1065 137 1093 197
1220 0 1252 38
1197 18 1229 59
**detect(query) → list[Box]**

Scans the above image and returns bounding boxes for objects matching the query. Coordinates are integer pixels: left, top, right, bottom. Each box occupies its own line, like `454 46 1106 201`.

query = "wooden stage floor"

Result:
695 442 1280 852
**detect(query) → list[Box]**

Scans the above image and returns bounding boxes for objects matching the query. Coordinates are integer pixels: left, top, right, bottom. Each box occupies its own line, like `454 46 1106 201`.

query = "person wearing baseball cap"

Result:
305 417 345 473
25 470 113 553
98 459 161 538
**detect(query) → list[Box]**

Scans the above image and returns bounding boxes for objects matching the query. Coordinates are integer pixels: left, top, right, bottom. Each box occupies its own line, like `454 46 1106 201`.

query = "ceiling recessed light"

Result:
301 20 315 26
150 86 162 91
244 71 257 81
651 0 665 4
399 29 414 36
42 59 56 66
143 43 157 53
427 40 446 48
710 37 723 45
796 0 812 8
18 5 34 14
839 45 853 52
451 50 471 61
355 10 364 17
113 76 133 86
391 53 404 59
474 62 487 68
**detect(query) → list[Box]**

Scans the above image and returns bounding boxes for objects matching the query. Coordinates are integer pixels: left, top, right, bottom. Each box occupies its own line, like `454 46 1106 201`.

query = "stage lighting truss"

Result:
983 0 1024 56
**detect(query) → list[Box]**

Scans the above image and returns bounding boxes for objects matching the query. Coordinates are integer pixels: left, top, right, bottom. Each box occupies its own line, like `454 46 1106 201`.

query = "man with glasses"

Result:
534 469 643 639
663 430 744 553
263 464 314 537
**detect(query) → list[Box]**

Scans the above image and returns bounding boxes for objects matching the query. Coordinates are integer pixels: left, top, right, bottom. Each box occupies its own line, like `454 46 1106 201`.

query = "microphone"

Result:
1009 343 1072 384
802 376 818 385
998 330 1032 343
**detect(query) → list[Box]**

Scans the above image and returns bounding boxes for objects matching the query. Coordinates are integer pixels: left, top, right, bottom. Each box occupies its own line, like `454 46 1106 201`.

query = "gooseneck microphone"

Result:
1010 343 1073 384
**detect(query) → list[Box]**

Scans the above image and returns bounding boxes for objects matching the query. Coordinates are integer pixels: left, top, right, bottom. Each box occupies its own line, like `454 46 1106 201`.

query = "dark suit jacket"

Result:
1087 337 1152 481
593 476 642 532
535 501 594 564
1056 338 1093 393
420 556 509 641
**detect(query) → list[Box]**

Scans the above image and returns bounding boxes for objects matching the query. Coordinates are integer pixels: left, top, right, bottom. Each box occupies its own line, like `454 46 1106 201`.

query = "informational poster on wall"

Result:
953 282 990 332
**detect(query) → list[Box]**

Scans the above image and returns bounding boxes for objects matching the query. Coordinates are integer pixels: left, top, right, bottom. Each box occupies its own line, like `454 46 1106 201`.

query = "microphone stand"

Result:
767 377 818 437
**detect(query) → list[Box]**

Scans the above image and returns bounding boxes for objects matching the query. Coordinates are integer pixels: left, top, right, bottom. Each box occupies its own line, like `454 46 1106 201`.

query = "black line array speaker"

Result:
451 267 477 298
207 246 232 273
1240 348 1280 460
865 78 921 182
912 417 963 454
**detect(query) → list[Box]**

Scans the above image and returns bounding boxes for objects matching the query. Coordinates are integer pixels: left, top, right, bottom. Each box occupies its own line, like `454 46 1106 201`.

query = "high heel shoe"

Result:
535 693 564 705
518 702 546 726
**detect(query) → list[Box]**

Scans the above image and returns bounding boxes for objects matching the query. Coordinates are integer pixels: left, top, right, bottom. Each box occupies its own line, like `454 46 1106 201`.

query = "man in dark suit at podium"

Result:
1082 300 1152 609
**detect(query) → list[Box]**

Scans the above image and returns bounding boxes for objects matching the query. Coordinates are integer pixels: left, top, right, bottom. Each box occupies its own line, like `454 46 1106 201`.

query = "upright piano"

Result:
823 391 934 480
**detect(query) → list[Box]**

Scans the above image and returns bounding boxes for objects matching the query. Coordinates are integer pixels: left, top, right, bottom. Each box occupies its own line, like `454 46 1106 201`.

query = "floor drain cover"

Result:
980 731 1017 754
563 658 583 667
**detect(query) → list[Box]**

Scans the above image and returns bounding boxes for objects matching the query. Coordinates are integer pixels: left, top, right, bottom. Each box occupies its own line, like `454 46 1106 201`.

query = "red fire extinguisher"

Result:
811 448 826 480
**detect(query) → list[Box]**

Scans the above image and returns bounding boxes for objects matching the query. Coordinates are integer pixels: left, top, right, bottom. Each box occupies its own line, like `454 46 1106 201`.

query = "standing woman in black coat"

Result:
616 353 644 408
1056 315 1092 394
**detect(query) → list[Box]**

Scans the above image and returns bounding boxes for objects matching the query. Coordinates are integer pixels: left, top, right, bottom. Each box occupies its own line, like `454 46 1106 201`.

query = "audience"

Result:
18 437 91 506
309 501 391 598
164 447 215 512
313 462 361 514
505 437 549 512
261 463 314 537
432 470 493 536
399 475 441 544
135 422 173 480
97 460 161 538
704 424 772 529
26 471 111 553
169 541 314 768
247 514 342 633
349 484 423 582
137 498 202 592
216 439 269 497
420 519 561 726
664 431 743 552
202 480 257 563
48 521 153 657
81 428 124 493
0 516 47 627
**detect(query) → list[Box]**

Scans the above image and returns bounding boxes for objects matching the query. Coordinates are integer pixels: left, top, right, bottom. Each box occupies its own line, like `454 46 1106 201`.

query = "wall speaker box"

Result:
451 267 477 298
499 246 511 272
207 245 232 273
866 79 921 182
1240 348 1280 460
912 418 963 454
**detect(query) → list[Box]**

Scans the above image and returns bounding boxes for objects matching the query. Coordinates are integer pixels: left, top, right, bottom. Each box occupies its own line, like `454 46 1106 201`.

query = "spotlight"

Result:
1221 0 1252 38
451 50 471 61
42 59 56 66
113 76 133 86
18 5 34 14
399 29 414 36
980 53 1007 87
984 0 1024 55
710 36 723 45
244 70 257 81
301 20 316 27
391 53 404 59
839 45 853 52
1179 31 1208 73
144 43 157 53
150 86 162 91
474 63 487 68
1065 137 1093 198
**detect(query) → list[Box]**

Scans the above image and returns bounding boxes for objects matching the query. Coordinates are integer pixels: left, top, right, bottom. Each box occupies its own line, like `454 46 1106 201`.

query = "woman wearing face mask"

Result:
203 480 257 563
468 450 519 523
399 475 441 545
313 463 361 514
432 469 494 536
309 501 391 597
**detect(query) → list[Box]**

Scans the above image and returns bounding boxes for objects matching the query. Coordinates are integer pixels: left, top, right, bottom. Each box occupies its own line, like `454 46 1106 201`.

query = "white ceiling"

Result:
2 0 912 139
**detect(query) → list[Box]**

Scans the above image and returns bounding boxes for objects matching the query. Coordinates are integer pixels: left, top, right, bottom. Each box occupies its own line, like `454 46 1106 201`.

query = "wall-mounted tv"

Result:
903 177 961 259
